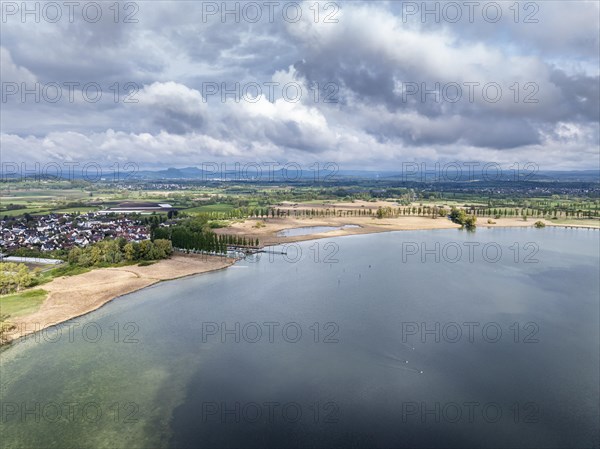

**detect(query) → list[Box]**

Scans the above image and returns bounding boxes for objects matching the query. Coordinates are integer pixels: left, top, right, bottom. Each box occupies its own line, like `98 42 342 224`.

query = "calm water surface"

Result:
1 228 598 448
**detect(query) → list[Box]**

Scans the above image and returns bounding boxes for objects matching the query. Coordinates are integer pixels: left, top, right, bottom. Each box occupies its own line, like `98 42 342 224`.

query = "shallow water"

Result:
1 228 599 448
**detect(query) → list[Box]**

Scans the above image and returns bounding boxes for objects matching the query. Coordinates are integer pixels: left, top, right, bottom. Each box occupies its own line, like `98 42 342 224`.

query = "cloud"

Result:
0 47 37 83
0 1 598 169
136 81 207 134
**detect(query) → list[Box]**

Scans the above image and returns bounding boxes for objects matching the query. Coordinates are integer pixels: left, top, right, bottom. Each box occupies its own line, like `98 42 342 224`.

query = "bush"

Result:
534 221 546 228
208 221 229 229
47 264 90 278
463 215 477 229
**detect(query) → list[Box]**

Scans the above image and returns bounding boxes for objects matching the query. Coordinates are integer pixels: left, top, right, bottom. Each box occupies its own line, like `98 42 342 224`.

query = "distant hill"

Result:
2 165 598 183
129 167 600 183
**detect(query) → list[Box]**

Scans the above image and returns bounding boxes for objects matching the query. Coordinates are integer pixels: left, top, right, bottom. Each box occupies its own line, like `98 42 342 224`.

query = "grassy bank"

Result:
1 289 47 319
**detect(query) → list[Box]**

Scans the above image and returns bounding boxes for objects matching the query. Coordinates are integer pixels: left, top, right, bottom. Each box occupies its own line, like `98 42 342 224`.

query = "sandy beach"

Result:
1 253 234 344
217 214 599 246
217 215 461 245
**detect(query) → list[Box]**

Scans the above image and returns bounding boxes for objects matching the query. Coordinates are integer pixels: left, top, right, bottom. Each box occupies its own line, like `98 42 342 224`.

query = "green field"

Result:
1 188 93 216
415 199 488 207
1 206 103 216
51 206 101 214
0 289 47 319
547 218 600 227
0 207 52 217
184 203 235 213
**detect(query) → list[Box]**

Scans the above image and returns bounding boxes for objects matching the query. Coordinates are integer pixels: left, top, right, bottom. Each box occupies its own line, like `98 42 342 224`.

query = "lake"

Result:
1 228 598 448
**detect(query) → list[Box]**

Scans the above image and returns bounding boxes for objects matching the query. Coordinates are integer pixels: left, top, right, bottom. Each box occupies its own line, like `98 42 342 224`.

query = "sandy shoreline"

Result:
2 214 598 345
217 214 599 246
1 253 235 345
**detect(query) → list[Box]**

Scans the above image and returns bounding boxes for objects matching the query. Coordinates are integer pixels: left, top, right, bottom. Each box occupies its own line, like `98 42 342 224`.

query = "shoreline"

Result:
217 215 600 247
1 253 236 346
2 217 598 346
262 221 600 245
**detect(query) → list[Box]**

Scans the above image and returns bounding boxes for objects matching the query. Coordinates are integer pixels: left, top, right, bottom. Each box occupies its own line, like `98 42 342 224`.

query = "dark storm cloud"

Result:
549 70 600 122
151 110 204 135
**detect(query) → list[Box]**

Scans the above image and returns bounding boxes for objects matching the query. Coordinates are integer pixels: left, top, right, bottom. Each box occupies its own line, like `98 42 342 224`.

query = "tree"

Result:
449 207 467 224
124 243 138 261
464 215 477 229
449 207 476 229
89 245 102 265
68 247 83 264
154 239 173 258
138 240 153 259
99 240 122 264
0 263 34 294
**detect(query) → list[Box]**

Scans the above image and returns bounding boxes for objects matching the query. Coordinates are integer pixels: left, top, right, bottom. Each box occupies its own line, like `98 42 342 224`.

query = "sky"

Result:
1 0 599 171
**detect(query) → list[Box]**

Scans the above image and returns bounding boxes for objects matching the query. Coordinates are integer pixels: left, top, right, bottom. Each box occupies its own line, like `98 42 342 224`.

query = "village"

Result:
0 212 150 254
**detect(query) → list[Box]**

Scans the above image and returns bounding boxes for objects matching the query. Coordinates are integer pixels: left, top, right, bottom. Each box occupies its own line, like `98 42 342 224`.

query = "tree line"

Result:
67 238 173 267
152 217 259 254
